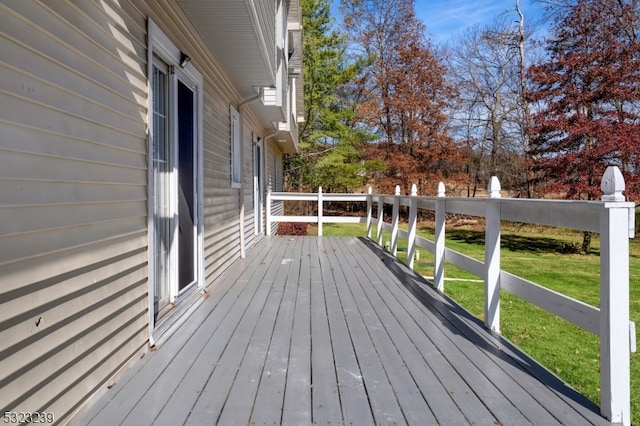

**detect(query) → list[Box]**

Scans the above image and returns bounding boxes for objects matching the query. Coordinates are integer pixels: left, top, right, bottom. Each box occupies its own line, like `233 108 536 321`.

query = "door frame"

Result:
147 18 204 346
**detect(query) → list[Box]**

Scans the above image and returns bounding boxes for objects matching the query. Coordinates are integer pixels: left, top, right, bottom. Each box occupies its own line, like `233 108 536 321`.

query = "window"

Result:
230 106 241 187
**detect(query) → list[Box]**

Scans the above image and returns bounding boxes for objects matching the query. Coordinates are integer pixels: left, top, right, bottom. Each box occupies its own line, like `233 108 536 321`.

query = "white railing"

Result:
266 166 636 425
267 187 369 236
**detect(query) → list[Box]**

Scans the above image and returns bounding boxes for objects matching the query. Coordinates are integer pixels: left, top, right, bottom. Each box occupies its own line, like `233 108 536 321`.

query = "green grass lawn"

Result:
311 221 640 424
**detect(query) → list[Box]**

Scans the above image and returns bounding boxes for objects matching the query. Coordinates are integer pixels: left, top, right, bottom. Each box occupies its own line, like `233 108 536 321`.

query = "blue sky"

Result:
331 0 546 45
417 0 544 43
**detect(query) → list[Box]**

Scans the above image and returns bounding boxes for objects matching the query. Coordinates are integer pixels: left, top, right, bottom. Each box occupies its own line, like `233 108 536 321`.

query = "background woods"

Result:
340 0 465 194
286 0 640 204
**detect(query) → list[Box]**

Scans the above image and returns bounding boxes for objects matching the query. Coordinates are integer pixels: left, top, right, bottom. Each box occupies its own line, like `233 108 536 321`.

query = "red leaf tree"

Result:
527 0 640 201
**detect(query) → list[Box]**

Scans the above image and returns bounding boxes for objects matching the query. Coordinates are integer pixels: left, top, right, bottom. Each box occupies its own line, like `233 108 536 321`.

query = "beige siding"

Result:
201 87 242 286
0 0 149 422
241 118 258 251
266 139 285 235
0 0 288 421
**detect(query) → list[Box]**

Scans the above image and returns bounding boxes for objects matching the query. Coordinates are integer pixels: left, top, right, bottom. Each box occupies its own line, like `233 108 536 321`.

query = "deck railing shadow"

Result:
267 165 635 425
358 236 602 418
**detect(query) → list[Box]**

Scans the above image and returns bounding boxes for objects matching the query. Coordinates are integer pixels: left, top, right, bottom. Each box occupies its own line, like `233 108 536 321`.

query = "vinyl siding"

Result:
0 0 286 421
201 86 241 285
241 118 258 251
266 139 285 235
0 0 149 423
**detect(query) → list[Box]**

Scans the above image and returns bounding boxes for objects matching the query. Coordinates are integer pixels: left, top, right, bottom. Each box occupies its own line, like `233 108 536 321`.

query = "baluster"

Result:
366 186 373 239
318 186 323 236
407 184 418 269
376 192 384 246
391 185 400 256
434 182 446 291
266 185 272 236
485 176 501 333
599 165 632 425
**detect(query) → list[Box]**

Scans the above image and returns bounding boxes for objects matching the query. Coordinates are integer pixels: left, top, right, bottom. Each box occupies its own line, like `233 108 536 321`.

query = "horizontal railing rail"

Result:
267 187 368 235
266 166 635 425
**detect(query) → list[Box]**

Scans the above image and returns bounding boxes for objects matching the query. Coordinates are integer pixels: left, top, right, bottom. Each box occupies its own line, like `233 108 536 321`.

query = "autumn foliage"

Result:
290 0 640 204
341 0 467 194
527 0 640 201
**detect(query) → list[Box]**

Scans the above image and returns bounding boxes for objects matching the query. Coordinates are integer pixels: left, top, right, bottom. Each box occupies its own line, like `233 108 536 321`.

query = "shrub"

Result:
278 222 308 235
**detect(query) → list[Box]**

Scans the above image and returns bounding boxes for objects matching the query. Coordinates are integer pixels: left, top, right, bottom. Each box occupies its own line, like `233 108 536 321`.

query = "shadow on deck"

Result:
76 236 609 425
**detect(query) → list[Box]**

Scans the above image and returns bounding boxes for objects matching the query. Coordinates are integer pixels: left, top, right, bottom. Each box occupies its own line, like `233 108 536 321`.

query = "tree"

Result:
527 0 640 250
516 0 536 198
449 21 522 196
285 0 378 193
528 0 640 199
341 0 465 194
447 1 536 197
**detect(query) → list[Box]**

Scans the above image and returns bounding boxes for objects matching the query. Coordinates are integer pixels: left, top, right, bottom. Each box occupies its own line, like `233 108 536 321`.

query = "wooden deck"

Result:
77 236 610 425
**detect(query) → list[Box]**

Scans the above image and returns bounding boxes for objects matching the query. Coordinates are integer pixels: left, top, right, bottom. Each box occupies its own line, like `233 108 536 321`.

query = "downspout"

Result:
237 89 263 259
264 129 281 142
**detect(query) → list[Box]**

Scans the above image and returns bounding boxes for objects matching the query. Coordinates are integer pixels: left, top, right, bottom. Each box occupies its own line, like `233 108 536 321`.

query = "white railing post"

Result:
266 185 272 236
391 185 400 256
407 184 418 270
599 166 632 426
434 182 446 291
376 193 384 246
485 176 501 333
366 186 373 239
318 186 323 236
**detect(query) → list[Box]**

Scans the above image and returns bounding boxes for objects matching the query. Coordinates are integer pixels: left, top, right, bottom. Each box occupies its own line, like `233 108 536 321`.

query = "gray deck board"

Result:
341 241 496 424
326 238 469 425
280 237 312 426
216 237 301 425
321 240 376 426
310 241 343 425
181 238 287 425
249 237 302 425
324 244 407 425
77 236 611 426
355 239 533 425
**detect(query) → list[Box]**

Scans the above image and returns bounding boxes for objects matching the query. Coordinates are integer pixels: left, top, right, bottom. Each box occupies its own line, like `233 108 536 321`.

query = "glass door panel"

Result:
152 62 171 311
177 79 196 291
254 141 263 234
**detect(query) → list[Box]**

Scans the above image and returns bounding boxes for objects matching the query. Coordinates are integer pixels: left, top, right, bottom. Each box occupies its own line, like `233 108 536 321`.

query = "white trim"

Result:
147 17 204 346
146 19 156 346
230 105 242 188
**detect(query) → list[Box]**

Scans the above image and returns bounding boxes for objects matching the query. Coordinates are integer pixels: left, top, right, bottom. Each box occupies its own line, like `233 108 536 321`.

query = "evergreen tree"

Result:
285 0 378 193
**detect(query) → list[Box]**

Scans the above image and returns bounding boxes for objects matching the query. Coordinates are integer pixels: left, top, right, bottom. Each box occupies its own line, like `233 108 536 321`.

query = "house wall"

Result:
0 0 284 422
266 140 286 236
240 116 260 254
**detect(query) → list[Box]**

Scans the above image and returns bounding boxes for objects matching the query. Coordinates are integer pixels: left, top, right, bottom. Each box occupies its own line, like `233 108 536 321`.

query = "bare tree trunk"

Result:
516 0 534 198
582 231 592 254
